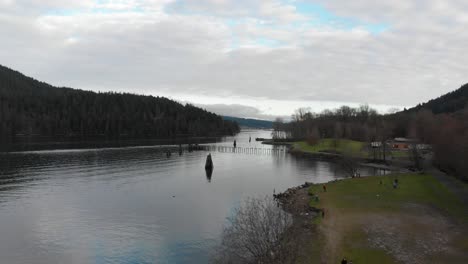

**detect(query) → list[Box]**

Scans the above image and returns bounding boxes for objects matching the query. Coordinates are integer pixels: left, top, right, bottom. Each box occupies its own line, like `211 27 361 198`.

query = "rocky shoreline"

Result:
272 182 324 262
274 182 321 220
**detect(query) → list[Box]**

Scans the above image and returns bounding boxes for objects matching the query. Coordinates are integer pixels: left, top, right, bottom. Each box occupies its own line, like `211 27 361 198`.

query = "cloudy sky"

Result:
1 0 467 119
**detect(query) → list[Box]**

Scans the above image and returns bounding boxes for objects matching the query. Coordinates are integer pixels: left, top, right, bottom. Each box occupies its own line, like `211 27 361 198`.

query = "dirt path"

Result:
319 208 345 263
319 207 465 263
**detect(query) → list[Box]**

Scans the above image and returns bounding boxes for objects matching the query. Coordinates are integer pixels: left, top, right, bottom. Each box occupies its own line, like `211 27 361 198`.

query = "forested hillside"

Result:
409 83 468 114
0 65 239 141
223 116 273 129
274 85 468 181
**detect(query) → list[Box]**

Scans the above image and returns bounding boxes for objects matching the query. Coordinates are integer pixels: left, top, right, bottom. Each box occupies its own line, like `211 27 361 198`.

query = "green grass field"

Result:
306 174 468 263
309 173 466 220
295 139 366 157
294 139 411 159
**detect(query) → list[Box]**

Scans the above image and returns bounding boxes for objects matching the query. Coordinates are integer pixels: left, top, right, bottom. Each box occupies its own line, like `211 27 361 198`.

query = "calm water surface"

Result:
0 130 384 263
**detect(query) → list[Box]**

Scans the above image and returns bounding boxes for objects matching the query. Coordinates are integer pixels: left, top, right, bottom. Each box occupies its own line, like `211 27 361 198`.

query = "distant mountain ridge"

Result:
0 64 239 141
407 83 468 114
223 116 273 129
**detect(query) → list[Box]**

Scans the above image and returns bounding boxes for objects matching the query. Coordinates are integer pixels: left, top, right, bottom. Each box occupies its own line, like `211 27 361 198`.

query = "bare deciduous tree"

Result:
410 142 422 171
306 126 320 145
213 196 296 264
272 118 288 140
340 145 360 177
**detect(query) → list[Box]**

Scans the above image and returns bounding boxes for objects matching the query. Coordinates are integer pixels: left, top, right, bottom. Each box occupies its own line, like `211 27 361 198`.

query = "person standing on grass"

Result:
323 185 327 192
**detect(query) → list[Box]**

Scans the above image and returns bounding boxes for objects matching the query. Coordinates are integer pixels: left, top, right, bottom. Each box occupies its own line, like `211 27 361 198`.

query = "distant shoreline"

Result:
0 135 229 152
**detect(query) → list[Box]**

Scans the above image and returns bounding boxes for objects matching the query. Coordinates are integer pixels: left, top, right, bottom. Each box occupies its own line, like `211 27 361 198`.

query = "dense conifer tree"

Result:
0 65 239 141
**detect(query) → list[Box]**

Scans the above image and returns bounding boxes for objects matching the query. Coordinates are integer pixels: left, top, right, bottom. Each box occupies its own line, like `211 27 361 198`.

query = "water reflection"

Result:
205 168 214 182
0 130 389 264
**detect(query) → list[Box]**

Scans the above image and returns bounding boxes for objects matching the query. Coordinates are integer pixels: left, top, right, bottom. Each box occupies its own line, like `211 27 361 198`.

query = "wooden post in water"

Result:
205 153 214 170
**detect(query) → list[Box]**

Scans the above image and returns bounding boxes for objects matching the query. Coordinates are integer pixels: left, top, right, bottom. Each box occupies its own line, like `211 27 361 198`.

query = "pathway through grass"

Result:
307 173 468 263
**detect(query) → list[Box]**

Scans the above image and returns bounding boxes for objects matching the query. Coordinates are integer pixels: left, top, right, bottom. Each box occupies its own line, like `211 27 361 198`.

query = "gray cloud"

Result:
1 0 467 116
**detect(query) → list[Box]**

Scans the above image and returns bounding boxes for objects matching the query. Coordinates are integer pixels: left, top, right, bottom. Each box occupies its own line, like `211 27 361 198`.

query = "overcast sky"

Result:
1 0 467 120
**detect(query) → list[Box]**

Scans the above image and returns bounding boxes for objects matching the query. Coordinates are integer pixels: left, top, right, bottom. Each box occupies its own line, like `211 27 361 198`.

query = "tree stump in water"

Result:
205 153 214 170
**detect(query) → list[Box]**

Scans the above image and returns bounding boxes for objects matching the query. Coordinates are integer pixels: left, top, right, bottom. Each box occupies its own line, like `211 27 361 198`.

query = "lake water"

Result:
0 130 384 264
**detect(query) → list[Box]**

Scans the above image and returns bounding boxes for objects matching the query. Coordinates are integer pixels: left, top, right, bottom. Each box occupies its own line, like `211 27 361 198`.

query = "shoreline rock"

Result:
272 182 322 261
274 182 321 219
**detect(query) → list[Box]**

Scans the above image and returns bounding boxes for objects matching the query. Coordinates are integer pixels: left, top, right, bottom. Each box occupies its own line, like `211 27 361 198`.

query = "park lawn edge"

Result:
293 139 411 159
304 173 467 263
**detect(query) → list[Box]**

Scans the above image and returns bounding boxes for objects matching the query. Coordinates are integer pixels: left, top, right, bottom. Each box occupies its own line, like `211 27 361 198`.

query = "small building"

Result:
390 138 417 150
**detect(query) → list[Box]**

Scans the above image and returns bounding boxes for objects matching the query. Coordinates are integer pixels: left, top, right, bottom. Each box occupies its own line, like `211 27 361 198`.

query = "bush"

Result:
213 196 296 264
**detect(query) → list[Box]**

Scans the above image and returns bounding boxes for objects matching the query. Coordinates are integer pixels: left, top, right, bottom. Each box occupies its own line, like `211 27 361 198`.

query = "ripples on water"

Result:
0 130 386 263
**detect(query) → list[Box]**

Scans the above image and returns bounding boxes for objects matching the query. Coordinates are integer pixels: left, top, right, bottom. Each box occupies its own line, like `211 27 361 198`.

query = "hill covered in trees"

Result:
223 116 273 129
408 83 468 114
0 65 239 142
274 84 468 181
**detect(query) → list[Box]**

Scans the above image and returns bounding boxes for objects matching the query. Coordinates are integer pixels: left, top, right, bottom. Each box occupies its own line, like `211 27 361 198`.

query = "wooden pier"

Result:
202 145 285 156
153 144 286 156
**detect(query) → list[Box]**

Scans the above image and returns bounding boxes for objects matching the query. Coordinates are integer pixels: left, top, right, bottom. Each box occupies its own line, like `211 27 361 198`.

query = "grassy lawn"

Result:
295 139 366 157
306 173 468 263
309 173 466 219
295 139 412 160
